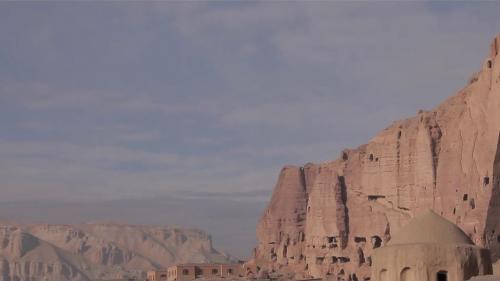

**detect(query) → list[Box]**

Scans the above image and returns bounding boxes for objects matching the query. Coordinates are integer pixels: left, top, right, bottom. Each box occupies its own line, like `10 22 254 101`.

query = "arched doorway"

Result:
379 269 387 281
400 267 414 281
437 271 447 281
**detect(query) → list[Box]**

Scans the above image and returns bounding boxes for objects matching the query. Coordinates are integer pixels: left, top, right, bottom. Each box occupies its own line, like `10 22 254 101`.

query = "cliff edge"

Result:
253 35 500 281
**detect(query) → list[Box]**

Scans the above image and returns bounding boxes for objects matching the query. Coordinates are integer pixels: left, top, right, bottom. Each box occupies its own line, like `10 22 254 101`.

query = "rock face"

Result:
0 223 232 281
254 36 500 281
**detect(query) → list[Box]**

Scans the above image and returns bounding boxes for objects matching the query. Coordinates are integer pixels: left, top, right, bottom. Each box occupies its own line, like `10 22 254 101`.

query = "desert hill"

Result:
0 222 232 281
253 36 500 281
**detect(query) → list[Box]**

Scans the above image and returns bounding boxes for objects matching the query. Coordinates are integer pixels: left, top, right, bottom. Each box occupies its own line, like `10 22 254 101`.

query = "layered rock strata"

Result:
0 223 232 281
254 36 500 281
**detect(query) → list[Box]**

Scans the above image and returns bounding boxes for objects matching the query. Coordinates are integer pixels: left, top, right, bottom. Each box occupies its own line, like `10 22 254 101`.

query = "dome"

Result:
387 209 473 246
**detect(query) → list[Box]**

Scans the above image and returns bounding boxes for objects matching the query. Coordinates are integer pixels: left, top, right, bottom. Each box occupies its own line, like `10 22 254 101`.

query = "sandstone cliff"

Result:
0 222 232 281
254 36 500 281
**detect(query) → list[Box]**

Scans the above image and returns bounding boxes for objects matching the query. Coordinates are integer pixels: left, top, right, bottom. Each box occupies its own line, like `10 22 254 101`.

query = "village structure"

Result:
146 263 243 281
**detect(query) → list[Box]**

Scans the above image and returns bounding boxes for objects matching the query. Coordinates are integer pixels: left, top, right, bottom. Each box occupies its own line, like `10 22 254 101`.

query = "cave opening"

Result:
339 257 350 263
437 271 447 281
371 236 382 248
485 177 490 186
354 237 366 243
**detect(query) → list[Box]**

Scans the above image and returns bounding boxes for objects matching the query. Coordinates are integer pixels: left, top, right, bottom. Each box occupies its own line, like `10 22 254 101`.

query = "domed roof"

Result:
387 209 473 246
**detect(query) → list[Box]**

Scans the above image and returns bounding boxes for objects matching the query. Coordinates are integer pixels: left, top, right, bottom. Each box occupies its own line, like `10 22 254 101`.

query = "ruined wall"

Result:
254 36 500 281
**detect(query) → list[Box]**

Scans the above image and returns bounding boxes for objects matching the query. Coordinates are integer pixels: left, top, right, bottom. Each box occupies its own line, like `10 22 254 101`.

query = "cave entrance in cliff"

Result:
437 271 447 281
484 177 490 186
400 267 414 281
379 269 387 281
371 236 382 248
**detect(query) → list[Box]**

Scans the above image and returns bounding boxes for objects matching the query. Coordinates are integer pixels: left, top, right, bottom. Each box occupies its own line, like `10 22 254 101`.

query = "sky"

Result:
1 2 500 258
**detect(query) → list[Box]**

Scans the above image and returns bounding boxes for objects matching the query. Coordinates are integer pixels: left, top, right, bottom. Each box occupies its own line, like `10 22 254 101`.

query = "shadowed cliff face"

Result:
254 36 500 280
485 132 500 260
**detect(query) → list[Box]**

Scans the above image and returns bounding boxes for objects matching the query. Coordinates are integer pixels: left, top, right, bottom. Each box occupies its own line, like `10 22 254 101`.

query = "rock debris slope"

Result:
254 36 500 281
0 223 232 281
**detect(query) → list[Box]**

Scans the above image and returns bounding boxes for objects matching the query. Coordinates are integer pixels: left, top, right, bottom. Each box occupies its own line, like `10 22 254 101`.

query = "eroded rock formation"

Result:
254 36 500 281
0 223 232 281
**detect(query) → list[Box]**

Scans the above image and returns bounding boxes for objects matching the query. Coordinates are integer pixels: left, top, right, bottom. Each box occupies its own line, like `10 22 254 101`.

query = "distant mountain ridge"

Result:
0 221 233 281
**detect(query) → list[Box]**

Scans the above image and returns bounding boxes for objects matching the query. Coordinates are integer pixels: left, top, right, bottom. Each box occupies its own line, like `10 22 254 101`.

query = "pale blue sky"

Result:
1 2 500 258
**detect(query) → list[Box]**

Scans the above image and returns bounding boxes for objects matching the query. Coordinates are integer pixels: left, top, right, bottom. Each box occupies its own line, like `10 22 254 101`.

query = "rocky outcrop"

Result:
0 223 232 281
0 226 92 281
255 166 308 268
254 36 500 281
